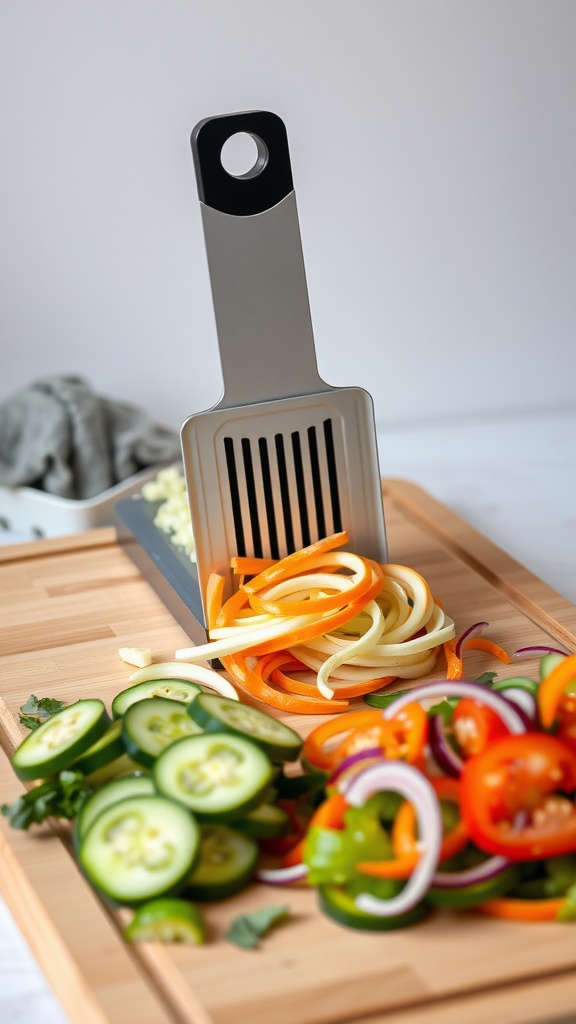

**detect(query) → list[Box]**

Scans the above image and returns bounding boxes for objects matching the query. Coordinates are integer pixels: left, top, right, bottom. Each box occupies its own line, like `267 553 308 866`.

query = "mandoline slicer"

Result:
182 110 387 623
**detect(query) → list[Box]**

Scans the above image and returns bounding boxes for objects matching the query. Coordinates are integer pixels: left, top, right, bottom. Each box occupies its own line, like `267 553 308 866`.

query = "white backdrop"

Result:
1 0 575 435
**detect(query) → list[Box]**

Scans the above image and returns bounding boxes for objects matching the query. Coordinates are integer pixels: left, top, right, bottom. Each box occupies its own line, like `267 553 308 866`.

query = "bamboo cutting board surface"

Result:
1 479 576 1024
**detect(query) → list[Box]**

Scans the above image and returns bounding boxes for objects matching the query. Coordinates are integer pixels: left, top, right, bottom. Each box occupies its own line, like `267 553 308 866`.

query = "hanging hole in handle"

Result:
220 132 269 180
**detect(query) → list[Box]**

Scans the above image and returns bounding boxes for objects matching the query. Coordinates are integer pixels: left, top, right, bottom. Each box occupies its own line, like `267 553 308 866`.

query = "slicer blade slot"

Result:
291 430 311 548
223 436 246 556
241 437 263 558
323 418 342 533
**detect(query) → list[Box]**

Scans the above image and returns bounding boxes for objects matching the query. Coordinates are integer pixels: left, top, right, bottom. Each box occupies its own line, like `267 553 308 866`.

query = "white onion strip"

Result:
342 762 443 917
316 599 384 699
382 681 527 734
255 863 309 885
129 661 239 700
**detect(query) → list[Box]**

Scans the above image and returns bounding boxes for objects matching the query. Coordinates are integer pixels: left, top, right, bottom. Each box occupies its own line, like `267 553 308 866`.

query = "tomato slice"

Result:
452 697 509 757
460 733 576 860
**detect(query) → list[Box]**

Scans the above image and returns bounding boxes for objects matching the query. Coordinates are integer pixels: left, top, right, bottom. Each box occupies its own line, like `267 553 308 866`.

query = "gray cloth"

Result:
0 376 181 500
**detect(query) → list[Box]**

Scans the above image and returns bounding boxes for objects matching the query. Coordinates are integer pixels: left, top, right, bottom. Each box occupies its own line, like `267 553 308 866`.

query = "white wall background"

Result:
1 0 575 436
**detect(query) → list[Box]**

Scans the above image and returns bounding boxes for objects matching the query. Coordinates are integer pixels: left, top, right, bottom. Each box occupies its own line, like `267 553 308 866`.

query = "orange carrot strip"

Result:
245 563 384 658
205 573 225 632
269 661 397 701
477 897 566 922
462 636 510 664
231 556 276 576
249 552 374 617
444 639 463 680
538 653 576 729
241 531 349 596
221 651 348 715
215 532 351 628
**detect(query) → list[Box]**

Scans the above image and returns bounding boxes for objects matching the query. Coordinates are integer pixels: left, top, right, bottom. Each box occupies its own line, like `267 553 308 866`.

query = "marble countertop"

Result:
1 408 575 1023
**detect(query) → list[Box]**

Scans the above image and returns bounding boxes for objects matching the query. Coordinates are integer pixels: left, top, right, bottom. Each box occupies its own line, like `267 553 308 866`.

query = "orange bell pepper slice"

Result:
538 653 576 729
302 709 385 770
357 776 468 880
477 896 566 922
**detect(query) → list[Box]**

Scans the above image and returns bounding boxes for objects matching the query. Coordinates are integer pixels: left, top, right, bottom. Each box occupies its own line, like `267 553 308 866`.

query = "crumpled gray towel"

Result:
0 376 182 500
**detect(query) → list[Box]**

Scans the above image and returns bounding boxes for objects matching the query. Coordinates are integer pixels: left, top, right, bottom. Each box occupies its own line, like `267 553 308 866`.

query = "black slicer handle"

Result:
191 111 294 216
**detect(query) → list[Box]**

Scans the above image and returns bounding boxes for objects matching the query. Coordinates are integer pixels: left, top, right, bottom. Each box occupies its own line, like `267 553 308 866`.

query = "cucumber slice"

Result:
75 773 155 846
186 824 258 900
318 882 428 931
78 794 200 904
153 732 274 822
124 898 206 943
188 693 303 762
72 719 126 776
12 699 110 781
122 697 203 768
492 676 539 695
83 752 145 788
112 679 202 718
540 653 568 681
236 801 291 840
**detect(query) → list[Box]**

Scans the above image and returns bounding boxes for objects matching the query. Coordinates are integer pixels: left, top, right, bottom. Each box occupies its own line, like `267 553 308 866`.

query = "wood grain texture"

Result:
0 481 575 1024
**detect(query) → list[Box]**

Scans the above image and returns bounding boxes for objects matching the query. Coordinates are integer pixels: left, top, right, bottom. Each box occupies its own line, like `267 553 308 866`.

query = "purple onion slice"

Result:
342 761 443 917
382 680 527 734
514 646 569 659
328 747 384 787
455 621 489 658
432 855 511 889
428 713 464 778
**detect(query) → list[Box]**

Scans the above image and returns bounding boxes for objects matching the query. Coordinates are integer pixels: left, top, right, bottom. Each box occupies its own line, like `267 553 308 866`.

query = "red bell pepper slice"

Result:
460 733 576 861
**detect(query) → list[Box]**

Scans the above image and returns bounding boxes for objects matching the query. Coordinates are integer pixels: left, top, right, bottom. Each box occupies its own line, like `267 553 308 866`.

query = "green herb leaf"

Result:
427 697 459 724
473 672 497 687
18 694 66 730
363 688 409 709
1 771 93 829
226 904 289 949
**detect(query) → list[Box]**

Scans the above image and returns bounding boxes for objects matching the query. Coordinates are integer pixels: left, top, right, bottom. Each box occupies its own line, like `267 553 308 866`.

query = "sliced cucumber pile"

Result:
7 672 307 943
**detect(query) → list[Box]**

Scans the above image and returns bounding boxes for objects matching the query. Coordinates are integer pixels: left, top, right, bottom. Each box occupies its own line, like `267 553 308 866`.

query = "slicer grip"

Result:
191 111 294 217
190 109 327 406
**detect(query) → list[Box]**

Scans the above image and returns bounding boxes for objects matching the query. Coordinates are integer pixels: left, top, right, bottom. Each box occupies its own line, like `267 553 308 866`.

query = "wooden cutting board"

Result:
1 479 575 1024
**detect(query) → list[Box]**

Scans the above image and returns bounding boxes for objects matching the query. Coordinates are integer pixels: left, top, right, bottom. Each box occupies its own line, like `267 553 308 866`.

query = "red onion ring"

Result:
432 854 510 889
455 621 489 658
514 645 568 659
328 747 384 786
382 680 527 734
342 761 443 917
428 713 464 778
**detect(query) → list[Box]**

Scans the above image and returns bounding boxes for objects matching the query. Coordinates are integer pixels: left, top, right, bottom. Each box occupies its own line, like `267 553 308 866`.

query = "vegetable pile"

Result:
3 645 576 938
175 530 456 714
